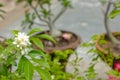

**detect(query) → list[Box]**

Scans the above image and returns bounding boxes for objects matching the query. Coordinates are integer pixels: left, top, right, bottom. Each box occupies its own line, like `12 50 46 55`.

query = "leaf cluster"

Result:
0 28 56 80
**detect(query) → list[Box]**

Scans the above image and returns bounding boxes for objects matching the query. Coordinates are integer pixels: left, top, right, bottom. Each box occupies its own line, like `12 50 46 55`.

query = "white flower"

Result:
13 32 31 55
51 75 55 80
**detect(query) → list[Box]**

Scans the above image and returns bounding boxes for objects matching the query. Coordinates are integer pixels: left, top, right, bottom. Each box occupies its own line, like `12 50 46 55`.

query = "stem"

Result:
53 7 67 23
48 3 52 22
35 0 40 8
104 0 120 44
48 23 62 37
28 0 63 37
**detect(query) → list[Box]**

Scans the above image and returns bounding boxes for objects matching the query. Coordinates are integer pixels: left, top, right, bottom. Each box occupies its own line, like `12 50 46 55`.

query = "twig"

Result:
30 3 49 25
35 0 41 9
48 3 52 22
53 7 67 23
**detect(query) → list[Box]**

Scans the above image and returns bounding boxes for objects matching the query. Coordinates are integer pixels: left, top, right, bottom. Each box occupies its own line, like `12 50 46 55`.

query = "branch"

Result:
105 0 111 17
35 0 41 9
53 7 67 23
29 3 49 25
104 0 112 37
48 3 52 22
104 0 120 44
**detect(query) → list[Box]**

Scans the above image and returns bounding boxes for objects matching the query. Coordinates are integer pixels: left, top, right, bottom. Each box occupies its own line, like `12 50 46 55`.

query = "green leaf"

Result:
6 54 16 66
25 13 30 22
107 70 120 77
18 56 34 80
30 37 44 51
85 64 97 79
28 50 50 69
109 10 120 19
59 0 72 7
37 34 56 43
28 28 43 35
54 50 67 59
33 58 50 69
0 45 3 51
99 0 107 4
35 67 52 80
98 39 107 45
5 39 13 45
115 2 120 8
64 49 74 55
0 64 8 76
29 50 45 58
11 30 19 36
27 0 32 5
32 13 36 20
17 56 27 74
0 3 4 7
0 9 6 13
24 58 34 80
91 34 99 40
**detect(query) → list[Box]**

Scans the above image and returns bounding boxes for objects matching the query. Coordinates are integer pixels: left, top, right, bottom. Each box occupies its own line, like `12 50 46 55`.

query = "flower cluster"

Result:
13 32 31 55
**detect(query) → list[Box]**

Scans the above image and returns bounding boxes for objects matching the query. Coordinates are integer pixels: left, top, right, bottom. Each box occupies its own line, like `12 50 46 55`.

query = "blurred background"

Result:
0 0 120 41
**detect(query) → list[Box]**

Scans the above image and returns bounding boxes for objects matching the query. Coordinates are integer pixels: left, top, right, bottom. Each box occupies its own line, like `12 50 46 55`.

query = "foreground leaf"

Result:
28 28 43 35
37 34 56 43
109 10 120 19
30 37 44 51
18 56 34 80
24 58 34 80
35 67 52 80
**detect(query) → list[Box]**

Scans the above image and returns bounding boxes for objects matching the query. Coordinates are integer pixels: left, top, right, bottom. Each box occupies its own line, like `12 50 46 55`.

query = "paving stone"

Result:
66 47 111 80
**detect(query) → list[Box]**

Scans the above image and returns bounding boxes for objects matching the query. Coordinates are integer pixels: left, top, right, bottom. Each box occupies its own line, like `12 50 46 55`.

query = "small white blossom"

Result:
51 75 55 80
13 32 31 55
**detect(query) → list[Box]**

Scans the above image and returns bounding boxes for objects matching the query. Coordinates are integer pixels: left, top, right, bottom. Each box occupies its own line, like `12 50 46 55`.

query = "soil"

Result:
34 30 81 53
43 31 76 47
96 33 120 57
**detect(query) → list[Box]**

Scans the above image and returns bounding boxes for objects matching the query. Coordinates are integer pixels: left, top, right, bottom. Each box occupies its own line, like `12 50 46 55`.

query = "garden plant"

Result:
17 0 81 53
91 0 120 79
0 28 55 80
17 0 72 38
2 0 120 80
97 0 120 56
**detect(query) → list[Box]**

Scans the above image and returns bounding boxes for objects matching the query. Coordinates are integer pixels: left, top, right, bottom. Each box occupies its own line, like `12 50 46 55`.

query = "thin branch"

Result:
104 0 120 44
30 3 49 25
105 0 111 17
104 0 113 37
48 3 52 22
35 0 41 9
53 7 67 23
